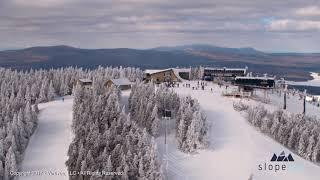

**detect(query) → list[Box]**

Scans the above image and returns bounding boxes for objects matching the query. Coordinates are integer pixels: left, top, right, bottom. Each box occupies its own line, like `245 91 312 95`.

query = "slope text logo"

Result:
258 151 294 172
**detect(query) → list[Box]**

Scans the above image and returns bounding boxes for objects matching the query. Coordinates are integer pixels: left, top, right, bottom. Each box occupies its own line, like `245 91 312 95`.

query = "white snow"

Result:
235 76 275 80
288 72 320 87
254 89 320 119
19 80 320 180
78 78 92 83
204 67 247 71
109 78 132 86
20 96 73 180
156 81 320 180
145 69 173 74
120 90 131 112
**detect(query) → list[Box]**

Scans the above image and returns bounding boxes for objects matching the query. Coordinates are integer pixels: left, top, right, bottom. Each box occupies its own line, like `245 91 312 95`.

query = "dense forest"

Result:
234 101 320 162
66 83 163 180
0 66 143 180
129 83 209 153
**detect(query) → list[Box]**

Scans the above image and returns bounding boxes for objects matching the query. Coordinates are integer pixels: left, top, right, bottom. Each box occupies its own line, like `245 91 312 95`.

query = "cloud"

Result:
0 0 319 52
296 6 320 16
11 0 73 7
268 19 320 31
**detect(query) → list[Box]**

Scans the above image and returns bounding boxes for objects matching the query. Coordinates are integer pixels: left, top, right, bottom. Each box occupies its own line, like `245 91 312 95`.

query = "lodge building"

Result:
144 68 190 84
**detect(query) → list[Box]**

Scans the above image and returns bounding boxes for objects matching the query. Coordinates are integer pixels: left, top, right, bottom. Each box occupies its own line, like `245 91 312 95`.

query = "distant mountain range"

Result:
1 44 320 81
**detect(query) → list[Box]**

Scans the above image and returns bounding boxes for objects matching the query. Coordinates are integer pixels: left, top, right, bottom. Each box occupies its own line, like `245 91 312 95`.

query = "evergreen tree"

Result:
4 147 17 180
298 129 310 158
288 128 299 150
312 139 320 162
0 159 4 180
306 135 316 160
138 157 145 178
47 81 56 101
151 105 160 136
39 79 48 102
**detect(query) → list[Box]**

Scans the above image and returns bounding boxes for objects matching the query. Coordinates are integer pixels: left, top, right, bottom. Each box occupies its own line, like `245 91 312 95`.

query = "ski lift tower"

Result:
163 109 172 180
283 84 288 110
163 109 172 144
303 89 307 115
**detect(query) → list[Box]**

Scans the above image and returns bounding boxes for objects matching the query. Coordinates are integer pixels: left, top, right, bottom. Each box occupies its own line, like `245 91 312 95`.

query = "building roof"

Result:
145 68 173 74
145 68 191 74
109 78 132 86
79 78 92 83
204 67 247 71
235 76 275 80
174 68 191 73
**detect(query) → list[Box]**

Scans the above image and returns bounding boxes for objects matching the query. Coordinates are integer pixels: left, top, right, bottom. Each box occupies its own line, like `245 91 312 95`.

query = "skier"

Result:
62 97 64 102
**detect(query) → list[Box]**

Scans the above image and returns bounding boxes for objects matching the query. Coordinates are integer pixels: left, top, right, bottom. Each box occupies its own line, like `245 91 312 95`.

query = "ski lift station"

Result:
203 67 248 81
234 76 276 91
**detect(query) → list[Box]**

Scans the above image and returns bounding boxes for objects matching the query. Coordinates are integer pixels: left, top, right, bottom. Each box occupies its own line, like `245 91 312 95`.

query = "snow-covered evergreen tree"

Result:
66 83 162 180
176 96 209 153
312 139 320 162
47 80 56 101
39 79 48 102
245 103 320 163
151 105 160 137
298 129 310 158
306 135 316 160
288 127 299 150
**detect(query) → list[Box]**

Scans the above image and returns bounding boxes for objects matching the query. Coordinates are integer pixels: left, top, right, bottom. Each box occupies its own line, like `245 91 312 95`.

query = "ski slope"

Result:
18 82 320 180
156 82 320 180
20 96 73 180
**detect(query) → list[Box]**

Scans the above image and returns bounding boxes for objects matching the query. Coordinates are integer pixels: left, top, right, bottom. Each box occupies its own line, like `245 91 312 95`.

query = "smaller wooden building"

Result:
77 79 93 88
105 78 132 90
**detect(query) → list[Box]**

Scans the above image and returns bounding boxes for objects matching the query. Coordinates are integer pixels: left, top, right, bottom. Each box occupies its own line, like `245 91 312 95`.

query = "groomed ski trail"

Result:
20 96 73 180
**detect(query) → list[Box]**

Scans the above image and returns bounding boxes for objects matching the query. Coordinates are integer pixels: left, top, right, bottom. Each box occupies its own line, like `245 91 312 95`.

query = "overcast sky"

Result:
0 0 320 52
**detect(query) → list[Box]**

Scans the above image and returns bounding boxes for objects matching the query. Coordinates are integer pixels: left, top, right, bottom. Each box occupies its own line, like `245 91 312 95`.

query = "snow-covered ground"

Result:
120 90 131 112
19 82 320 180
288 72 320 87
20 96 73 180
156 81 320 180
254 88 320 119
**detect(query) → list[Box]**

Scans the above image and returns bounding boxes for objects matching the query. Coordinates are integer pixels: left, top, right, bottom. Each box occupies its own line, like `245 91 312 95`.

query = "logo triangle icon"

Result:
271 153 277 161
287 154 294 162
